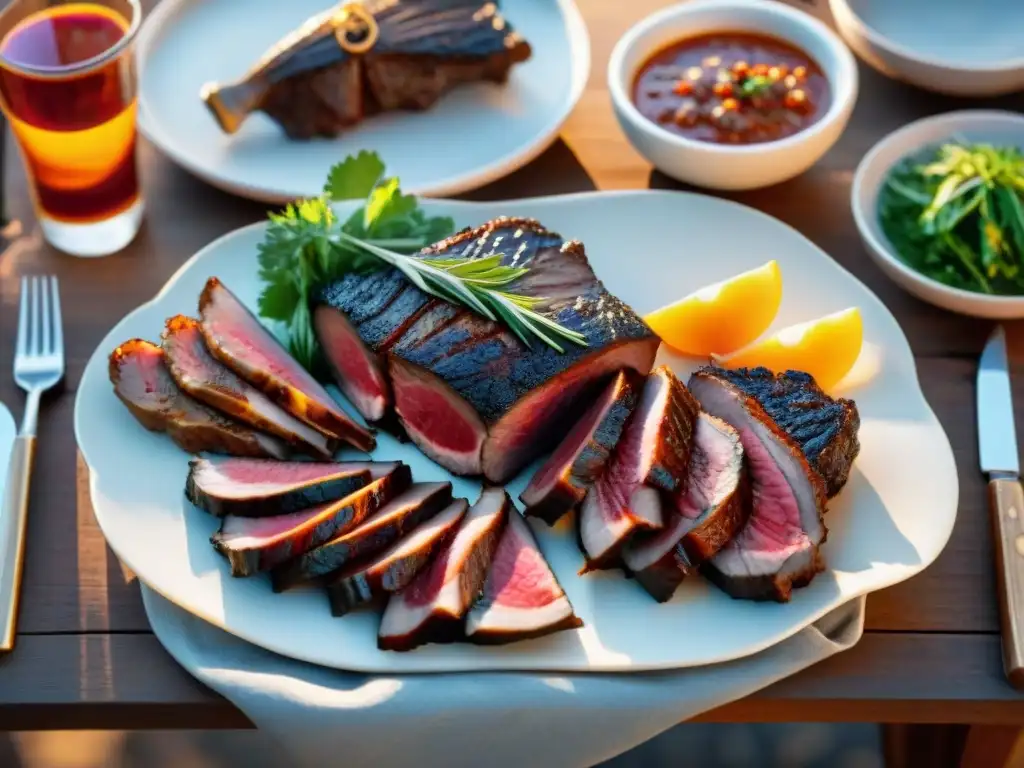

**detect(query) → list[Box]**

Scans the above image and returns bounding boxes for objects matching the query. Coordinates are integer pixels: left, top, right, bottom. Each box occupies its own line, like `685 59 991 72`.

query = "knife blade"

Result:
977 325 1024 689
979 326 1019 477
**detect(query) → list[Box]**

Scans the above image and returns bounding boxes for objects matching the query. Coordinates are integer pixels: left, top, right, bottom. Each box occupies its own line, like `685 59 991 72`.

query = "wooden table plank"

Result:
1 632 1022 731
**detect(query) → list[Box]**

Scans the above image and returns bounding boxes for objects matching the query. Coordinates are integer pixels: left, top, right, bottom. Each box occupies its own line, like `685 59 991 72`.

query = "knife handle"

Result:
989 477 1024 688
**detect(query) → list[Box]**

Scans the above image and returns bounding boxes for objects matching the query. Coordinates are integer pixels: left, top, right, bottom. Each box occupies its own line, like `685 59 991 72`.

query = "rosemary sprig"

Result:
336 231 589 353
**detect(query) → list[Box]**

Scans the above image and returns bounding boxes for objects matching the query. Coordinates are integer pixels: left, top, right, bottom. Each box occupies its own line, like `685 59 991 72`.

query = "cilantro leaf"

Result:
363 177 417 234
325 151 386 200
257 279 300 322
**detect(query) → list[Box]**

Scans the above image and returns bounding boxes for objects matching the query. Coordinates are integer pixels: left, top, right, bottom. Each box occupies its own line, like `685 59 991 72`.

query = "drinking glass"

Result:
0 0 143 258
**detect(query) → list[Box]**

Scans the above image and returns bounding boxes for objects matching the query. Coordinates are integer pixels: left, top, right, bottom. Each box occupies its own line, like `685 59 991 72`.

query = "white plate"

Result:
75 191 958 673
135 0 589 202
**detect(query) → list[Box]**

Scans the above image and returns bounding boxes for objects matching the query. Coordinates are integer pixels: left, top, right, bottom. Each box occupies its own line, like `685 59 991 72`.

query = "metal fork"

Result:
0 277 63 652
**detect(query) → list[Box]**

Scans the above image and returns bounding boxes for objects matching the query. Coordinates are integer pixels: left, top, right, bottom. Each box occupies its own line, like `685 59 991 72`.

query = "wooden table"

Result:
1 0 1023 764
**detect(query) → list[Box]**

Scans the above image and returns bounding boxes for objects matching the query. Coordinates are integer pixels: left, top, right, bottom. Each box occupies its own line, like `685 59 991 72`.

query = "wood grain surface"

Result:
0 0 1022 727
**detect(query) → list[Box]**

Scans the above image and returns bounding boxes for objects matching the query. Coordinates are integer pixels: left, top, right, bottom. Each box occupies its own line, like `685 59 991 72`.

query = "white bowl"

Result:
852 110 1024 319
608 0 858 191
830 0 1024 97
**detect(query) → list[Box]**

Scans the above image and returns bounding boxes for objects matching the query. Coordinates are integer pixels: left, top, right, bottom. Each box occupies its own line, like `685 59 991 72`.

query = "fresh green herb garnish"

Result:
257 151 587 371
878 141 1024 296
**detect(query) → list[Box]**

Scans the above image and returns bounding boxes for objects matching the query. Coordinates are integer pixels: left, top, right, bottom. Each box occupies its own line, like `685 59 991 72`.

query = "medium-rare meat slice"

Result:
317 217 660 482
199 277 374 451
578 366 700 570
623 413 749 602
465 511 582 645
326 498 468 616
708 367 860 497
521 370 640 526
109 339 288 459
271 482 453 591
689 368 828 602
378 487 510 651
161 316 334 459
211 463 410 576
185 457 373 518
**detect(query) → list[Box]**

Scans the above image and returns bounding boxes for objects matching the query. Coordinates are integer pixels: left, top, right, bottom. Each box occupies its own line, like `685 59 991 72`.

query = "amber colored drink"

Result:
0 1 141 255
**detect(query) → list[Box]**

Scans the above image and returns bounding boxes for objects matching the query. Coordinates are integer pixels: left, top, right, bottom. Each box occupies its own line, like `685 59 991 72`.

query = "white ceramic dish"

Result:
134 0 589 203
76 191 957 674
830 0 1024 97
607 0 858 191
852 110 1024 320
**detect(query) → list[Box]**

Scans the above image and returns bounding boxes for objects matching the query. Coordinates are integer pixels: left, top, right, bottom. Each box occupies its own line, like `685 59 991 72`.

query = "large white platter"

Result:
135 0 589 202
75 191 958 673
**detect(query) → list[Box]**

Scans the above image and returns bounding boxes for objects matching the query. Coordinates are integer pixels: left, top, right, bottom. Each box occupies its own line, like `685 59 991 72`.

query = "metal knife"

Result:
978 325 1024 688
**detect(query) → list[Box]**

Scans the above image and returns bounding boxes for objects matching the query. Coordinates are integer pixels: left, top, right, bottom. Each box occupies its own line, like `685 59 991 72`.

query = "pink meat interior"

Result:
483 515 562 609
218 502 332 547
213 458 365 486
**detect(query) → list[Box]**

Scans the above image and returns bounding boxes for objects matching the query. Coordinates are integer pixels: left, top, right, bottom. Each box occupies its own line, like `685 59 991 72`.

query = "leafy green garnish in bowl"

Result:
877 141 1024 296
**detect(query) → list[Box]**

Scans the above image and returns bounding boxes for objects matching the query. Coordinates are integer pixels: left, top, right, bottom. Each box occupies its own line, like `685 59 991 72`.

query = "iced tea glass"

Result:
0 0 143 257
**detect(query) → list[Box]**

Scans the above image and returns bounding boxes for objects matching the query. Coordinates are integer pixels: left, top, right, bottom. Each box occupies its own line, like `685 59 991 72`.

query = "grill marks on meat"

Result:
521 370 640 526
271 482 454 591
199 278 374 451
465 511 582 645
214 0 533 140
315 217 659 483
578 367 700 570
211 463 411 576
185 457 373 518
109 339 288 459
378 487 510 651
326 498 469 616
623 413 749 602
690 368 827 602
161 316 335 459
708 367 860 498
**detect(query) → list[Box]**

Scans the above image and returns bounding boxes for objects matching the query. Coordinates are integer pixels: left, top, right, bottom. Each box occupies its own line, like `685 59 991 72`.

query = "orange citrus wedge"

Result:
643 260 782 357
714 307 863 392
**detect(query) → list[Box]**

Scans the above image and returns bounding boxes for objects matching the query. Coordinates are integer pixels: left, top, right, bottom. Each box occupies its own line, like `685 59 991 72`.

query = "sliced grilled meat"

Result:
271 482 453 591
314 218 660 482
211 463 410 576
378 487 510 651
161 316 335 459
689 368 828 602
326 498 468 616
109 339 288 458
465 511 582 645
707 367 859 497
578 366 700 570
185 457 373 517
623 413 749 602
521 370 640 526
199 277 374 451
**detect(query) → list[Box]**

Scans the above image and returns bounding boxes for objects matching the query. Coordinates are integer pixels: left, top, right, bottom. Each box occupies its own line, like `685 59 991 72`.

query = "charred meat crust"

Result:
198 278 374 451
109 339 288 459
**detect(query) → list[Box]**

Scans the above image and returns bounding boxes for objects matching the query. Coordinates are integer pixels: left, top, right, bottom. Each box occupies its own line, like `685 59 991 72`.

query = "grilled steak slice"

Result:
578 366 700 570
689 368 828 602
185 457 373 518
161 316 335 458
314 217 660 482
199 277 374 451
271 482 453 591
465 511 582 645
326 498 468 616
109 339 288 458
521 370 640 526
707 367 859 497
378 487 510 651
623 413 749 602
211 463 410 576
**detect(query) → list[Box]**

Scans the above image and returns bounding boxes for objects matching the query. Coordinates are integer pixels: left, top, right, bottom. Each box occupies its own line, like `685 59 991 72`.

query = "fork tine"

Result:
15 276 27 359
39 275 51 354
29 276 40 356
50 277 63 358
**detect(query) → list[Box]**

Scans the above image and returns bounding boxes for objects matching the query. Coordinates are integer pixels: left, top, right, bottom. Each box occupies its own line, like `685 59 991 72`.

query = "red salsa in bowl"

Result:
632 32 831 145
